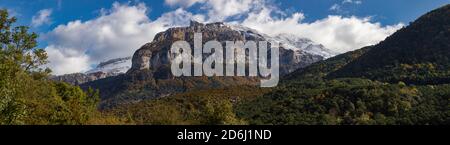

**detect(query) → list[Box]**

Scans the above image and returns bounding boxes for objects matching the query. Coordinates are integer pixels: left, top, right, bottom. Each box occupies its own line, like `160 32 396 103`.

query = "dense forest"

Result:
1 5 449 125
236 5 450 125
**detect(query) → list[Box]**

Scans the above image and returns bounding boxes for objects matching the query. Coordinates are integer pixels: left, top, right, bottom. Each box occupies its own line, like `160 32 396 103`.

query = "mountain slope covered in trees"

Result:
329 4 450 85
235 5 450 125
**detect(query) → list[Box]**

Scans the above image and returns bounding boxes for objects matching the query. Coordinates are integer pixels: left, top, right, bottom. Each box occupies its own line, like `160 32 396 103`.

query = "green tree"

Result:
0 9 49 124
0 9 109 125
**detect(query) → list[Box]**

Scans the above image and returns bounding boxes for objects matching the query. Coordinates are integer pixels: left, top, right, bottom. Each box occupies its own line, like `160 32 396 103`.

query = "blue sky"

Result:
0 0 448 75
1 0 448 30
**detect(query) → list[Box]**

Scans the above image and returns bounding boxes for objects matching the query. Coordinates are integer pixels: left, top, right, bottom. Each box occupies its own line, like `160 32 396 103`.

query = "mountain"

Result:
81 21 336 107
50 57 131 85
327 5 450 85
285 4 450 84
228 24 338 59
86 57 132 76
235 4 450 125
89 5 449 125
226 24 338 74
128 21 335 77
272 33 338 59
54 22 335 85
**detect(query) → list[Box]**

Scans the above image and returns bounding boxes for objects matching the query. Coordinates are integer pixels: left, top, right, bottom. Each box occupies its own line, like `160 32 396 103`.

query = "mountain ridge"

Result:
50 56 131 85
327 4 450 84
234 4 450 125
81 21 335 107
54 22 336 86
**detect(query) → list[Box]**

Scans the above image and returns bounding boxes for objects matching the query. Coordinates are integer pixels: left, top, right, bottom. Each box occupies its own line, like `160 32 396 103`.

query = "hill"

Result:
235 4 450 125
328 4 450 85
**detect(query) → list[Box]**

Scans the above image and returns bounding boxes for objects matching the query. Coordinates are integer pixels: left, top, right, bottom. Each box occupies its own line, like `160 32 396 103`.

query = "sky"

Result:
0 0 448 75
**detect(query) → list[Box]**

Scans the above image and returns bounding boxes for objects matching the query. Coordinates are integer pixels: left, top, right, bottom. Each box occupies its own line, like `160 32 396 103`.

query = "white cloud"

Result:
330 0 362 14
330 4 341 11
45 46 91 75
240 6 403 53
44 2 202 75
32 9 52 27
156 8 206 26
201 0 257 21
165 0 259 22
165 0 205 7
343 0 362 4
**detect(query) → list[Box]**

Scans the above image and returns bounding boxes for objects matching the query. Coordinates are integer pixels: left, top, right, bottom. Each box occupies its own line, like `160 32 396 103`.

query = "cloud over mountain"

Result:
239 7 403 53
44 2 202 75
45 1 403 75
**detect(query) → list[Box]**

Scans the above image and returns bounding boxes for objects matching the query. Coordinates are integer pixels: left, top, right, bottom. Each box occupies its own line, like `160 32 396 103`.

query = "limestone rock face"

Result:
128 21 327 78
54 21 336 86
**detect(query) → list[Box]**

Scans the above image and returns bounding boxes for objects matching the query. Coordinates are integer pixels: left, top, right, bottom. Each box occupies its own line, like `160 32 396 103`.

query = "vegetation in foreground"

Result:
1 5 449 125
0 9 126 125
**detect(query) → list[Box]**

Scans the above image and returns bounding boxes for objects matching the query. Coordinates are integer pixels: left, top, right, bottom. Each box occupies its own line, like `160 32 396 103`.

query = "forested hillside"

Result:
0 9 125 125
235 5 450 125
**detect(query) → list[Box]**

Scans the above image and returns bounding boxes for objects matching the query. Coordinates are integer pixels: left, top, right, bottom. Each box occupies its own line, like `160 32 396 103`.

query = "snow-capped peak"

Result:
272 33 338 58
84 24 337 77
85 57 132 75
227 24 338 59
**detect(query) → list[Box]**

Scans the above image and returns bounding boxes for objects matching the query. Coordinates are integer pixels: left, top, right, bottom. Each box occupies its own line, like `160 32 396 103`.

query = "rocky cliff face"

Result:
129 21 248 77
80 21 336 107
54 21 334 85
50 73 97 85
128 21 330 77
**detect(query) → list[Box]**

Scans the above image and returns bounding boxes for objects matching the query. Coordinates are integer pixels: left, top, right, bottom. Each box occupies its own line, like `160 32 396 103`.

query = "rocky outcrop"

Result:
50 73 101 85
128 21 327 78
81 21 336 107
130 21 243 75
279 48 323 75
55 21 333 86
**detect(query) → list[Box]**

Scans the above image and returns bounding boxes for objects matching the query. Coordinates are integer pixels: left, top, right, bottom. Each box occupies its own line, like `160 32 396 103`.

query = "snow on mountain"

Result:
86 57 132 76
81 24 336 77
272 33 339 59
53 23 338 85
50 57 132 85
227 24 338 59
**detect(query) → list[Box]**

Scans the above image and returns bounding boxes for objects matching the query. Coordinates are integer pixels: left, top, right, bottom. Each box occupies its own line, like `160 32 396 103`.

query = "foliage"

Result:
231 5 448 125
0 9 125 125
108 86 269 125
99 5 450 125
2 5 450 125
329 5 450 85
236 78 448 125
